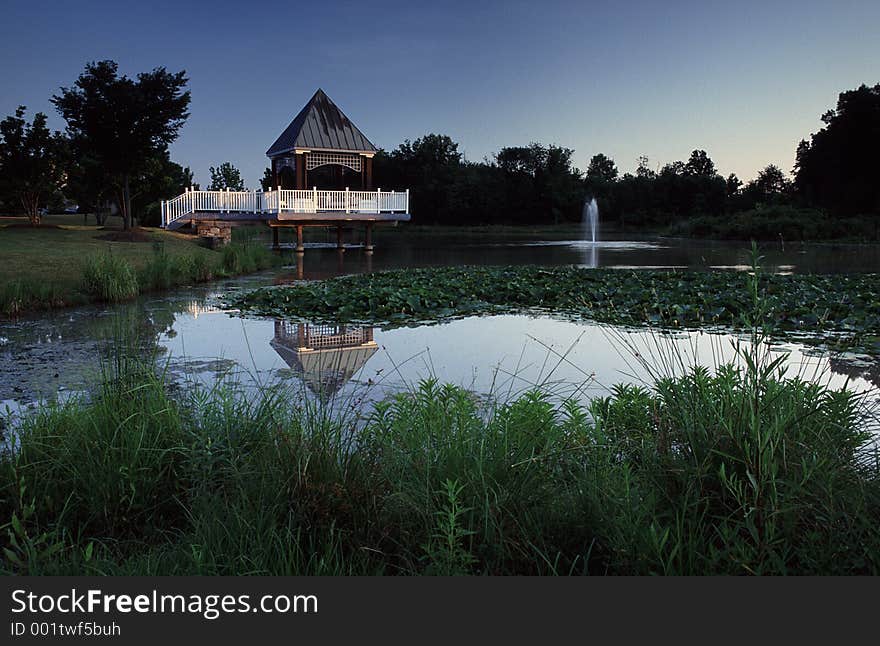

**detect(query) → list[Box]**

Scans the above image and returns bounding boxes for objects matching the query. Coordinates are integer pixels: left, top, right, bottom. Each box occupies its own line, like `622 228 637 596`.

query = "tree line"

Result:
1 61 876 232
369 82 878 228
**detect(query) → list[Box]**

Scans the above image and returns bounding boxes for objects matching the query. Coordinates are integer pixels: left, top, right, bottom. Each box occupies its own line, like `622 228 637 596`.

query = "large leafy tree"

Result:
795 83 880 215
746 164 790 203
0 106 67 225
496 143 583 224
585 153 618 184
51 60 190 230
134 153 195 226
208 161 245 191
726 173 742 197
260 167 273 191
585 153 619 203
684 149 716 177
374 134 463 223
65 154 110 224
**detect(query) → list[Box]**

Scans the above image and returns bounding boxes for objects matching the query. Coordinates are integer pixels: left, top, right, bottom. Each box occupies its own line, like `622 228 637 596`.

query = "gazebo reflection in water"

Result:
271 320 378 397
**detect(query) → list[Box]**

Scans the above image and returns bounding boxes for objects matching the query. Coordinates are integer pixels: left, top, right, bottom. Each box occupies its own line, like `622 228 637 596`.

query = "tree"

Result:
496 143 583 224
65 153 110 224
754 164 789 195
744 164 791 206
726 173 742 197
660 160 685 176
374 134 463 223
585 153 618 201
684 149 716 177
795 83 880 215
52 60 190 230
260 167 273 191
0 106 67 225
134 154 194 226
636 155 655 179
585 153 618 183
208 161 245 191
394 133 462 168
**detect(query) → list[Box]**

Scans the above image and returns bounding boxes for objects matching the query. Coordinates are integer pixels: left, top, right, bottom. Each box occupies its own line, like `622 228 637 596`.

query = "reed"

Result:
81 251 139 302
0 278 69 316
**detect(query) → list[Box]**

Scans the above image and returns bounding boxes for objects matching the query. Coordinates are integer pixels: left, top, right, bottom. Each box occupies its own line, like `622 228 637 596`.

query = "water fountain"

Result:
582 197 599 244
516 195 659 269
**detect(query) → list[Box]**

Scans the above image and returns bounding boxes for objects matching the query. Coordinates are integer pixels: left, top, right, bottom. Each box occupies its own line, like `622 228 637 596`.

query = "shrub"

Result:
81 251 139 302
139 242 176 291
220 236 275 275
668 206 880 241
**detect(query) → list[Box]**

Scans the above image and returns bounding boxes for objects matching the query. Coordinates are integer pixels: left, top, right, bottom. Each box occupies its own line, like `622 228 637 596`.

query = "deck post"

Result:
336 225 344 250
296 225 304 253
365 156 373 190
364 222 374 252
296 152 305 189
345 187 350 214
272 226 280 250
277 186 282 215
377 188 381 214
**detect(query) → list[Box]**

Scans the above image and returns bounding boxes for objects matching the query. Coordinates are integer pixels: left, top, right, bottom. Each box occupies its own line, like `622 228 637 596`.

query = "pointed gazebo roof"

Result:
266 89 377 157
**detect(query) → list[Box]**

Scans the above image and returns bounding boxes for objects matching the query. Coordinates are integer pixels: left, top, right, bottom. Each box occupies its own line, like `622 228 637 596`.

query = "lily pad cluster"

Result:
225 266 880 354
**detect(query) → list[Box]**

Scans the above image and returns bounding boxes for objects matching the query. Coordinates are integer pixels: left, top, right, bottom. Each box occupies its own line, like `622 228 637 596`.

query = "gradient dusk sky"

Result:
2 0 878 187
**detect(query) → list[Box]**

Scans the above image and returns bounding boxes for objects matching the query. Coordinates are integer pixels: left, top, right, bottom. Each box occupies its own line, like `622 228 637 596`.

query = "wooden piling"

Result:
364 223 374 252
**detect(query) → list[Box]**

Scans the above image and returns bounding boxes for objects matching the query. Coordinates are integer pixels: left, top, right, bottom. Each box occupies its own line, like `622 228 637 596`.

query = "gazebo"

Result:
267 89 377 192
160 89 410 251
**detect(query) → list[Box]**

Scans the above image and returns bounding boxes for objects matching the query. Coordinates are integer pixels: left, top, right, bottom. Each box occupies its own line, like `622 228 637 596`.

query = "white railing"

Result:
161 187 409 227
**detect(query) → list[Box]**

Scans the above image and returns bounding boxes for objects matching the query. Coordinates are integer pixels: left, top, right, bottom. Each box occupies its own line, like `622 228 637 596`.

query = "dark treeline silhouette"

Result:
2 69 877 237
372 83 879 236
371 135 797 228
373 136 585 225
795 83 880 216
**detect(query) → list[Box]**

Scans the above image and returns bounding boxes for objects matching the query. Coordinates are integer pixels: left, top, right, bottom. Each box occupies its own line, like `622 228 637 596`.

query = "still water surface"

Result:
3 236 879 417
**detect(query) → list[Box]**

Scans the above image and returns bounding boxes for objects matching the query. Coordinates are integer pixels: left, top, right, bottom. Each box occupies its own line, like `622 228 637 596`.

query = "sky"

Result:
2 0 878 188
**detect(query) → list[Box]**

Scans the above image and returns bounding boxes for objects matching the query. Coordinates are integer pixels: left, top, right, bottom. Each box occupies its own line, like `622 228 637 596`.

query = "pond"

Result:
3 235 880 421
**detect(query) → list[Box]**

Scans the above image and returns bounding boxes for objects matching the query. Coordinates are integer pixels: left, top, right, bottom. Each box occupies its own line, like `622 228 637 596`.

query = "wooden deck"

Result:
164 210 410 231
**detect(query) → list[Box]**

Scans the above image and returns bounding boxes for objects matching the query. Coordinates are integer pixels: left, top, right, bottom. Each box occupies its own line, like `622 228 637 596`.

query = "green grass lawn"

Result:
0 215 286 315
0 217 216 296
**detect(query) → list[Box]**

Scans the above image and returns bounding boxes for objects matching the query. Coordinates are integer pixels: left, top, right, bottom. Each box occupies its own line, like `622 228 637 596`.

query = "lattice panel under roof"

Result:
306 152 362 172
276 322 373 350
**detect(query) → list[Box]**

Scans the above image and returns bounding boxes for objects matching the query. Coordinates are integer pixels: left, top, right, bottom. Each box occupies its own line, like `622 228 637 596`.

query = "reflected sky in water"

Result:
158 309 877 408
3 235 880 418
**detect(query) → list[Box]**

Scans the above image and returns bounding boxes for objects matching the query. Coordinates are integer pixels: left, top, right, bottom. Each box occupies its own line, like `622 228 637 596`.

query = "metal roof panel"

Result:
266 89 377 156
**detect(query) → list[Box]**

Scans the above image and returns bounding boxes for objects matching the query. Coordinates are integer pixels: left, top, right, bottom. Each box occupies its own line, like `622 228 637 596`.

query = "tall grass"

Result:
74 239 280 305
0 279 69 316
219 230 277 275
81 251 139 302
138 242 216 291
2 253 879 575
2 236 281 318
2 346 877 574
